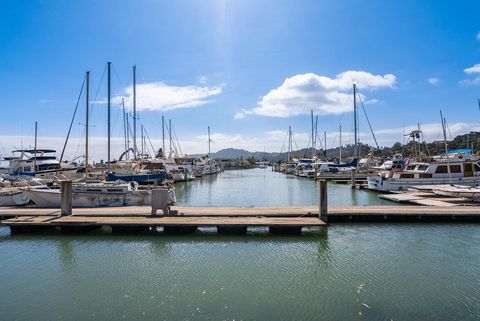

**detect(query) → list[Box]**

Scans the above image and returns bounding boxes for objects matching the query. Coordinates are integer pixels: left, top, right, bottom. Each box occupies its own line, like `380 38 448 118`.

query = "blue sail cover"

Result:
106 171 170 184
441 149 472 155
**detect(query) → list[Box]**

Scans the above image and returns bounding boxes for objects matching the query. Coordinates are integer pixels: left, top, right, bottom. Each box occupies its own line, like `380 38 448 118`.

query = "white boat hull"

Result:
0 191 30 207
24 189 152 208
368 175 480 192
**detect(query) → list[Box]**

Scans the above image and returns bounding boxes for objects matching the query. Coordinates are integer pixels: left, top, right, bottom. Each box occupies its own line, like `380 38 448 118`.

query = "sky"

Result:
1 0 480 160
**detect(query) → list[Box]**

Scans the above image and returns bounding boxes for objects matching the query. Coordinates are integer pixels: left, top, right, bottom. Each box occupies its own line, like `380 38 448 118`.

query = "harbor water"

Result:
1 169 479 321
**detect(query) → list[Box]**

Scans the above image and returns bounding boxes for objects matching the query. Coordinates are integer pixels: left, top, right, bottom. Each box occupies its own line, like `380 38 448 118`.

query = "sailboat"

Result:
25 65 173 208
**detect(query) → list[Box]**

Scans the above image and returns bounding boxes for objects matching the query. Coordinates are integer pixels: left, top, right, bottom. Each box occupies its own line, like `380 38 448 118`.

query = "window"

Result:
435 166 448 173
450 165 461 173
23 166 31 172
400 173 414 179
417 165 429 171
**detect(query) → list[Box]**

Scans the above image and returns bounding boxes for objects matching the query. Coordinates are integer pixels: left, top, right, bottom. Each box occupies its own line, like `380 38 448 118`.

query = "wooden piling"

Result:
61 180 72 216
319 179 328 223
351 169 356 187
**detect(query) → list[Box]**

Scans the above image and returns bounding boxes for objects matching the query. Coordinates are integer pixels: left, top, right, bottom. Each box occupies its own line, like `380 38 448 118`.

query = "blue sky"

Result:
1 0 479 159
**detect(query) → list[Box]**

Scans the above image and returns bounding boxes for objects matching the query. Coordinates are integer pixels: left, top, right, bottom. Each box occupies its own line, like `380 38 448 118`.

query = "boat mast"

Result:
85 71 89 178
34 122 37 174
440 111 452 183
208 126 211 157
122 98 127 159
169 119 172 157
133 65 137 159
141 124 144 156
324 131 327 158
107 62 111 173
339 125 342 163
353 83 358 160
287 126 292 162
311 110 315 158
162 115 165 157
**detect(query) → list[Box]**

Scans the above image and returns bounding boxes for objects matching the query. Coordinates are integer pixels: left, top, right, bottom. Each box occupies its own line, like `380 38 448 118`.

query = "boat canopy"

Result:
441 149 472 155
12 149 56 154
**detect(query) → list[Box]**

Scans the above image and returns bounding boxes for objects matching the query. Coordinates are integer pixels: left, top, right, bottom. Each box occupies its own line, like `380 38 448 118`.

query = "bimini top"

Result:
441 149 472 155
12 149 56 154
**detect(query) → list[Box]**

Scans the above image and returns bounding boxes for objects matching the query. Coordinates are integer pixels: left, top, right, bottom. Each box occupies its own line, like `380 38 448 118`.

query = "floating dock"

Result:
2 204 480 235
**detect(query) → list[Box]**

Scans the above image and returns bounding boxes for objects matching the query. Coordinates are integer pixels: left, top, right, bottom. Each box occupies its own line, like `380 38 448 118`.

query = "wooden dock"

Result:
2 204 480 235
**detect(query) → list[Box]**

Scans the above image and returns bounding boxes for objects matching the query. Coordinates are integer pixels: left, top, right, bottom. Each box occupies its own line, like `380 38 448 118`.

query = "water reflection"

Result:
175 168 390 207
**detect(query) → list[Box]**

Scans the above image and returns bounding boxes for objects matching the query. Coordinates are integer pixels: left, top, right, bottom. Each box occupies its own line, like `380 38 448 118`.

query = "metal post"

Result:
319 179 328 223
61 180 72 216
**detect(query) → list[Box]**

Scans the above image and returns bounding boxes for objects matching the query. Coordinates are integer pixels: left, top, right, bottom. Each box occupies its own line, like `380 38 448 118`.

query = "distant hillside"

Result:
186 131 480 162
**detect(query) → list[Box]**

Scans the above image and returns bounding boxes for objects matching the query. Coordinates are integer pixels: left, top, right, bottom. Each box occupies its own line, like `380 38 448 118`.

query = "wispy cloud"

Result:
477 31 480 42
235 71 396 119
427 77 439 85
460 63 480 86
108 81 223 112
39 99 52 104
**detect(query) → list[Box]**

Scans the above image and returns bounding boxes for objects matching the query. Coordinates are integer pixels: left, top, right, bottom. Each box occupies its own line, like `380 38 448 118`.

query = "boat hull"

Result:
24 189 152 208
368 175 480 192
0 191 30 207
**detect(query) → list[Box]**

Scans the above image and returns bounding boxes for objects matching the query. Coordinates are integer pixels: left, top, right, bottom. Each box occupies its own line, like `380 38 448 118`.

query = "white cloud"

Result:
464 64 480 74
236 71 396 118
427 78 439 85
112 82 223 112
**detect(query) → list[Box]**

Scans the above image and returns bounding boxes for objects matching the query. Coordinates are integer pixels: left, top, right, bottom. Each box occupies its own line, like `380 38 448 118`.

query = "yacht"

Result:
4 149 77 179
194 156 222 177
367 150 480 192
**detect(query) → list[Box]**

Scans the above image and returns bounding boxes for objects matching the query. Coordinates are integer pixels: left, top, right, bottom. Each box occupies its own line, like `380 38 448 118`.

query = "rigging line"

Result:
143 127 157 158
112 63 125 88
279 130 288 154
356 87 379 149
171 124 183 156
88 64 107 138
59 75 86 164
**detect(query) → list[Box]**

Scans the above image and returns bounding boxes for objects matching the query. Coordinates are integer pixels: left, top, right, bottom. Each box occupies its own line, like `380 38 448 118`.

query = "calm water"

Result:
175 168 392 206
1 169 480 321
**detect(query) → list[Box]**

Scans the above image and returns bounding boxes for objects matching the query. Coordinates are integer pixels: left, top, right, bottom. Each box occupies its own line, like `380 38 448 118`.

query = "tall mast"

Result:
324 131 327 158
208 126 211 156
122 98 127 157
133 65 137 159
440 111 452 183
311 110 315 158
107 62 111 173
353 83 358 159
85 71 89 178
339 125 342 163
34 122 37 174
169 119 172 157
162 115 165 157
141 124 144 156
287 126 292 162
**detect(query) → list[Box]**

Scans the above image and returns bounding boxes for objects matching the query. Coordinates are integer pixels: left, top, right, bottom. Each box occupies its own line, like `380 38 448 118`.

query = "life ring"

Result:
404 158 410 165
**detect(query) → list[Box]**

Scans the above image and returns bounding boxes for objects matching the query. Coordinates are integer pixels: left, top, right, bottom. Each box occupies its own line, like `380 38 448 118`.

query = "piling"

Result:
351 169 356 187
61 180 72 216
319 179 328 223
